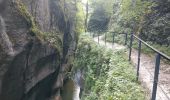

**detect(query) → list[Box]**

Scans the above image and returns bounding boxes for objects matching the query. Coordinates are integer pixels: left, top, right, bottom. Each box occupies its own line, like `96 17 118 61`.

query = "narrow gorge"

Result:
1 0 169 100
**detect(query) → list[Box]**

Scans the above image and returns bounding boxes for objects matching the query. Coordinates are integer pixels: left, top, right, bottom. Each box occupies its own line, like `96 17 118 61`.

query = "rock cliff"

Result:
0 0 77 100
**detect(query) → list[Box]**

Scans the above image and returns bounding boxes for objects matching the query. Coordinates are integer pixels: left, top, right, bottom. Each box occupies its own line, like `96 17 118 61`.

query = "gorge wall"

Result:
0 0 77 100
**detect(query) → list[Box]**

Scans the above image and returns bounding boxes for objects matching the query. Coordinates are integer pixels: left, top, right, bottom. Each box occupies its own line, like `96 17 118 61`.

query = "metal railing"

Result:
128 33 170 100
93 32 170 100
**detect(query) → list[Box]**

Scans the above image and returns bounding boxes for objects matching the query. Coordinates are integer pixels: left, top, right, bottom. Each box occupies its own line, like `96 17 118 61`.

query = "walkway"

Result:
93 36 170 100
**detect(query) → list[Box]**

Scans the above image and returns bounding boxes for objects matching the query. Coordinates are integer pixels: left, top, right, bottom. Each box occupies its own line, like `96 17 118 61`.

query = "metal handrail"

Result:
128 33 170 100
133 35 170 60
93 32 170 100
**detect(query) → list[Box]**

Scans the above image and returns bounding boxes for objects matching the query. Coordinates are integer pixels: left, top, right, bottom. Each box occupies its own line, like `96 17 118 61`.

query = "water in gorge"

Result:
62 70 84 100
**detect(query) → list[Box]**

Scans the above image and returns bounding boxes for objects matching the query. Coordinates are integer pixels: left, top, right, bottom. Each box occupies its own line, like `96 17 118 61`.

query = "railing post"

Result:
137 40 141 81
98 32 99 44
151 53 161 100
112 32 115 46
125 33 128 45
129 33 133 61
105 32 106 45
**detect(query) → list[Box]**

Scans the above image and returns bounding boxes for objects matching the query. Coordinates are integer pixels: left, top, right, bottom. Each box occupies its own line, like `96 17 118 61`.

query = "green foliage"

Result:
88 0 114 32
109 0 155 34
108 0 170 45
15 0 43 39
120 0 154 22
74 34 145 100
90 0 113 16
105 33 126 45
75 1 85 35
88 7 109 32
105 32 170 57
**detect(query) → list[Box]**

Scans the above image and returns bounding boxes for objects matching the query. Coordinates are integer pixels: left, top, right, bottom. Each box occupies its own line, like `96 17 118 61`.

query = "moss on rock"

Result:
15 0 62 55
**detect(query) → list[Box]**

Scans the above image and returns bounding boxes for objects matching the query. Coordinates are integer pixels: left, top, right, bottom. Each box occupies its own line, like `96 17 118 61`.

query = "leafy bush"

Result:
108 0 170 45
74 34 145 100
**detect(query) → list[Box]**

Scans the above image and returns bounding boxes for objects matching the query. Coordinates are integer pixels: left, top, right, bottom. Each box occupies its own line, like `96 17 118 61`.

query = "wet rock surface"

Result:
0 0 77 100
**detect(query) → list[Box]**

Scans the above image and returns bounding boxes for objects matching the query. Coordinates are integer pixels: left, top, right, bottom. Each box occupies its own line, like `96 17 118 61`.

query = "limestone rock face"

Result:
0 0 77 100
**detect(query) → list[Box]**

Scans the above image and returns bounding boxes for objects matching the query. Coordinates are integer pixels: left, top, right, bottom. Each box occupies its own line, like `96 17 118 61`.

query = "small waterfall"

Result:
73 83 80 100
73 69 84 100
62 69 84 100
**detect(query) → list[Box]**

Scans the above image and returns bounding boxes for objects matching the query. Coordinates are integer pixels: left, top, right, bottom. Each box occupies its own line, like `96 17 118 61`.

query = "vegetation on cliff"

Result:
74 34 145 100
15 0 63 54
15 0 85 55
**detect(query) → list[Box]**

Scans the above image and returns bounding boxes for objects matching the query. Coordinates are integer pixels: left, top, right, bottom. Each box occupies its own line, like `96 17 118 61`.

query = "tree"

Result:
87 0 113 33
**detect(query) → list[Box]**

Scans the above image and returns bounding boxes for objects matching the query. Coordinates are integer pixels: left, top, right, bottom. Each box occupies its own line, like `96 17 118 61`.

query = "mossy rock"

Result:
15 0 62 54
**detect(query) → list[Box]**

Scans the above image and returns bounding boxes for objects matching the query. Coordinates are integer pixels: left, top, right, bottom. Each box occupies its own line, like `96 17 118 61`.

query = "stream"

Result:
62 70 84 100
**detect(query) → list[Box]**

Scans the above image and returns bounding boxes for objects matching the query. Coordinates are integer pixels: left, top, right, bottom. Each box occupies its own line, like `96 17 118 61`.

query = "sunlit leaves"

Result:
109 0 155 33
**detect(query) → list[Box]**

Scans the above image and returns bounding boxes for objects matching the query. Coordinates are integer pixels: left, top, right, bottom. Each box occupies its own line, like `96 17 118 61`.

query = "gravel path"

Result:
93 36 170 100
